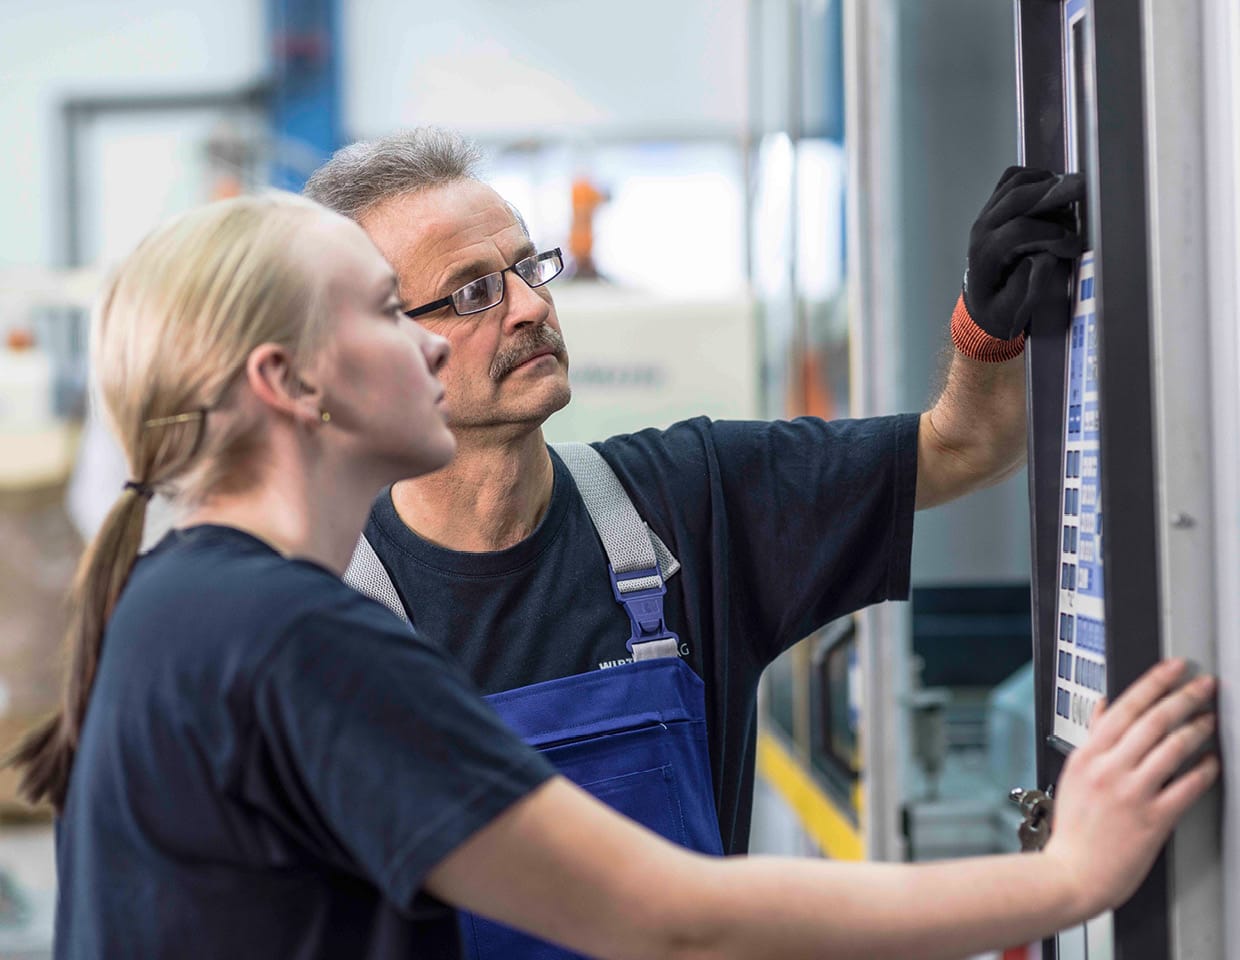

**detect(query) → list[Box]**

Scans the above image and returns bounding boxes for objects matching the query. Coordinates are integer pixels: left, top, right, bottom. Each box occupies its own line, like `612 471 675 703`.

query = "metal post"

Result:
844 0 909 863
267 0 342 191
1141 0 1225 954
1201 0 1240 955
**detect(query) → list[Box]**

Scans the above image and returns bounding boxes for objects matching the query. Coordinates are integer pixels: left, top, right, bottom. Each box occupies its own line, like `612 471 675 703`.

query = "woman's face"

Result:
303 213 456 481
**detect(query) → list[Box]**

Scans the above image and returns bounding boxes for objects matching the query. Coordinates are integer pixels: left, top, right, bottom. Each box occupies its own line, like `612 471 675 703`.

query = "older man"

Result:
304 129 1080 862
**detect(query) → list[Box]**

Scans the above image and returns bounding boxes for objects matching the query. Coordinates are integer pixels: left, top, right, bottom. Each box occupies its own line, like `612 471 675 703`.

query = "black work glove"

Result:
961 165 1086 344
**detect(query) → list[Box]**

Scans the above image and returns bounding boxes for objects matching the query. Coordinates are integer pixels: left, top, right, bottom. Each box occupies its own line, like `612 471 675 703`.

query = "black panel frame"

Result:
1015 0 1069 801
1090 1 1167 956
1014 1 1168 957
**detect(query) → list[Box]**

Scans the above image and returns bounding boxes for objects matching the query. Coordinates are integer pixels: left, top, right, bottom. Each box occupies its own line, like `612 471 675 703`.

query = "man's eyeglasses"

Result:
404 248 565 320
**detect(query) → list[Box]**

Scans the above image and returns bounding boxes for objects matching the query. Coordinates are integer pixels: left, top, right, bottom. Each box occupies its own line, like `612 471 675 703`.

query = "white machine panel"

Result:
541 285 759 443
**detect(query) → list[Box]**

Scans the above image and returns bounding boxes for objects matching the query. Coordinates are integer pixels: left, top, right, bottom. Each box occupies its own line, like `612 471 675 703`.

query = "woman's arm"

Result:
426 659 1216 960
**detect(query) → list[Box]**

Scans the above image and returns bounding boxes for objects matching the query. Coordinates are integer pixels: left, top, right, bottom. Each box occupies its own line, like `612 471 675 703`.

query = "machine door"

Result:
1016 0 1226 957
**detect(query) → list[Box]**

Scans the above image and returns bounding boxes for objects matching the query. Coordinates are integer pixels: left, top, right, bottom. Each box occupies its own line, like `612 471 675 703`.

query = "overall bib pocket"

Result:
459 658 723 960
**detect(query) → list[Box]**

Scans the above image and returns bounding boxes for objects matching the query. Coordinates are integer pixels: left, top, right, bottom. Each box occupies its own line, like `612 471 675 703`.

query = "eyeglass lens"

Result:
453 273 504 315
451 251 563 316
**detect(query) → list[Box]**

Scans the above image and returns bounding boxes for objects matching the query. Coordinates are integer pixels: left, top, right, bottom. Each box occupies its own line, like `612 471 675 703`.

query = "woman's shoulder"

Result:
113 525 404 660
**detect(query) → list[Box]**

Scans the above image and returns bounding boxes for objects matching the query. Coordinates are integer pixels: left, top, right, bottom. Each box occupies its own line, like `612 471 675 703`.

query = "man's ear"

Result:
245 343 322 425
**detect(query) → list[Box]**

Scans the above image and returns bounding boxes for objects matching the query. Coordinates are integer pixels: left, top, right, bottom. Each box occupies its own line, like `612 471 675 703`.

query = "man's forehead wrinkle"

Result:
423 224 528 294
363 185 526 301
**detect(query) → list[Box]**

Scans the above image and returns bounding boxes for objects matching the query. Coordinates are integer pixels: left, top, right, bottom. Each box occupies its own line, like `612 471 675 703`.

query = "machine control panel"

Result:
1050 0 1103 750
1053 253 1104 746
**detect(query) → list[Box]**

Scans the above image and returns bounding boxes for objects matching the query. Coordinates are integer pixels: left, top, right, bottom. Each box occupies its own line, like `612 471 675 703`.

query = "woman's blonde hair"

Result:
8 192 336 809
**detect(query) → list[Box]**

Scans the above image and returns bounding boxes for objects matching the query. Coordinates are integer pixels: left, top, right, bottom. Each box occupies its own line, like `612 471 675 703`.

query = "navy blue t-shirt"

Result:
56 525 554 960
365 414 919 854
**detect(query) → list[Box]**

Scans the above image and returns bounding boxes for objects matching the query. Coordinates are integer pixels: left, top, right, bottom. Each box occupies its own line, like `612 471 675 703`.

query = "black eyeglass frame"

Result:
403 248 564 320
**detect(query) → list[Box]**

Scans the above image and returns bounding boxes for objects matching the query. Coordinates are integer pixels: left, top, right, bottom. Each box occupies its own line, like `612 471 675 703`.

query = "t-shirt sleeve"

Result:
238 593 557 911
600 413 919 664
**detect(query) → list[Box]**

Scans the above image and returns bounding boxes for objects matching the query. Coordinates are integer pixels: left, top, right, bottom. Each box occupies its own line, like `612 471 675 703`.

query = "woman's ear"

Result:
245 344 322 426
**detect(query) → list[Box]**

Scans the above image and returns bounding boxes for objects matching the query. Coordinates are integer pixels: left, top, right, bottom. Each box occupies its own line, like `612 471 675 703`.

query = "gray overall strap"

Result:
344 534 410 626
551 442 681 582
552 442 681 661
344 445 683 662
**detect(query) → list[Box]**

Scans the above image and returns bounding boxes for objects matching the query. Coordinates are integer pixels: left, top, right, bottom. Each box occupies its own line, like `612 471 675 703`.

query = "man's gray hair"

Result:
303 127 483 220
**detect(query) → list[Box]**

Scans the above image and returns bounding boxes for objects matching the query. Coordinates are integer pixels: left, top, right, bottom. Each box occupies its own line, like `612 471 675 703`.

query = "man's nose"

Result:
501 272 551 332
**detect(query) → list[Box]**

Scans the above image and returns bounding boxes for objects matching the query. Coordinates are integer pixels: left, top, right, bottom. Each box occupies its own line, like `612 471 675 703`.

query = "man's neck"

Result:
391 428 555 553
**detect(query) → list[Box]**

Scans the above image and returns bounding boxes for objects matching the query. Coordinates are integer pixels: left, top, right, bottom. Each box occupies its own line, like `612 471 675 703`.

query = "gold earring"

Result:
319 409 331 424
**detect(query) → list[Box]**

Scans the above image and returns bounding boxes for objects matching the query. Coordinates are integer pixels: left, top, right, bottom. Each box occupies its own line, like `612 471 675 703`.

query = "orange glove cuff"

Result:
950 293 1026 362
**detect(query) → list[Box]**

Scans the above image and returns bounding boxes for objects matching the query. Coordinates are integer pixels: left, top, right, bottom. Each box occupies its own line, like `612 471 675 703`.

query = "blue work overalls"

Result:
345 442 723 960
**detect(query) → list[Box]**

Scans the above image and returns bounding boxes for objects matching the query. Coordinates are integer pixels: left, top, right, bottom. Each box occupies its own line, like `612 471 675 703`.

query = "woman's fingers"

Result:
1154 753 1221 823
1137 712 1217 789
1112 674 1216 768
1087 659 1188 752
1044 663 1218 918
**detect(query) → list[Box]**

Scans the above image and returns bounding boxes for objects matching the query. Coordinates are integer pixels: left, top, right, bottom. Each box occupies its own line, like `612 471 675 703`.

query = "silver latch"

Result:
1009 786 1055 852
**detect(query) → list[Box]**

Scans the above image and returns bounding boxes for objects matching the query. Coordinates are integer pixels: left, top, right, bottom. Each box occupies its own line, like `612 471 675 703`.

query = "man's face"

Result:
359 181 571 437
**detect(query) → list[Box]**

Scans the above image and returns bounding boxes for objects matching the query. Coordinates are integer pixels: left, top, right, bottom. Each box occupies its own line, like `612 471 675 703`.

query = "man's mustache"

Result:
489 326 568 381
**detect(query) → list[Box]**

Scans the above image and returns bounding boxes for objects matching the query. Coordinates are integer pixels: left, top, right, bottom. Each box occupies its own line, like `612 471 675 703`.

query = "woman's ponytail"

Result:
2 192 330 812
7 485 149 809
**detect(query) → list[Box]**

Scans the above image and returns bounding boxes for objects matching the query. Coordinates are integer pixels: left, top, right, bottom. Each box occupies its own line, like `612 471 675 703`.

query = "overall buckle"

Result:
609 564 680 654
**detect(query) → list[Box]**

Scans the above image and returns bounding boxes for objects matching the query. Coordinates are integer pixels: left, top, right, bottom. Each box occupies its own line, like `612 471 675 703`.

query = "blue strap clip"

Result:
609 564 680 654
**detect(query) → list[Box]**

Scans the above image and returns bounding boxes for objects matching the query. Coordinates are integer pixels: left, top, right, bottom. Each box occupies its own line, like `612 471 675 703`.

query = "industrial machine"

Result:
1016 0 1239 956
756 4 1240 960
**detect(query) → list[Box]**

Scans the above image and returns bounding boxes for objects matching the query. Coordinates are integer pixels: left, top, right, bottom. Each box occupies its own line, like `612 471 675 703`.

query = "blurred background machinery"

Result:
748 0 1041 886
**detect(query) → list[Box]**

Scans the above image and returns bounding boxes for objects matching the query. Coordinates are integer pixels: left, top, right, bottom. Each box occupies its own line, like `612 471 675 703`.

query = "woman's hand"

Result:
1044 658 1218 919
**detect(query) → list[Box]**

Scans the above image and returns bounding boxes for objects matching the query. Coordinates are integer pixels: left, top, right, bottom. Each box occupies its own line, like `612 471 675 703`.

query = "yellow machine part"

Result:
755 730 864 861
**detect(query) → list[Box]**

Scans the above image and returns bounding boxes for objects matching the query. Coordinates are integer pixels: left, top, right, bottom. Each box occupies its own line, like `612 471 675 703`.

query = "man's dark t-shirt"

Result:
56 525 554 960
366 414 919 854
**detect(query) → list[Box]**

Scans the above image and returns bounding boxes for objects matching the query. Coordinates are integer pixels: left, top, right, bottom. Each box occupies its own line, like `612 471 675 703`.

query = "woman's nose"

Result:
424 331 450 375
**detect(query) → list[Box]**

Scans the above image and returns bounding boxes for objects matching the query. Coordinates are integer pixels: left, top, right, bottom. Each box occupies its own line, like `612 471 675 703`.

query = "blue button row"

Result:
1075 615 1106 654
1055 685 1099 726
1075 656 1105 693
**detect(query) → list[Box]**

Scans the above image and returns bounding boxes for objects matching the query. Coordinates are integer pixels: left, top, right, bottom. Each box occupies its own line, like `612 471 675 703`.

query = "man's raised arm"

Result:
916 166 1085 509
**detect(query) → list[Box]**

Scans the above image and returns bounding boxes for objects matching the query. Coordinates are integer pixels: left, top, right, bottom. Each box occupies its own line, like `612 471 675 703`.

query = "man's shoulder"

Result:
593 415 717 449
584 415 720 469
586 414 859 485
595 413 920 464
579 412 919 520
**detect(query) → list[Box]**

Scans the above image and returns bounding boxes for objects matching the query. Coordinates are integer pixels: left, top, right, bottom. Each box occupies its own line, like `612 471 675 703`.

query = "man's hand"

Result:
916 166 1085 509
960 166 1085 350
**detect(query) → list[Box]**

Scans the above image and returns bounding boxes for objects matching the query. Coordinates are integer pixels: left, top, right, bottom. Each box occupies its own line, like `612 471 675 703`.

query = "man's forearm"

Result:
915 349 1027 510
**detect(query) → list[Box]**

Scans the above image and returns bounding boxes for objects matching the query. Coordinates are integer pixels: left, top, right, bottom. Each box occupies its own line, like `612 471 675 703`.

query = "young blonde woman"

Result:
9 193 1217 960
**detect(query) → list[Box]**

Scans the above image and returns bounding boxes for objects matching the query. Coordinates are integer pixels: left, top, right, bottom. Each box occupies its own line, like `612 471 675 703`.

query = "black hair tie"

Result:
124 480 155 500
